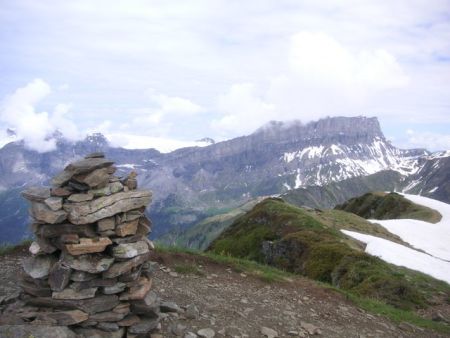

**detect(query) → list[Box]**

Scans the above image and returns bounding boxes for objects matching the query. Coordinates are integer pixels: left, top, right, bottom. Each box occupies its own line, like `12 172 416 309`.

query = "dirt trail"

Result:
0 249 448 337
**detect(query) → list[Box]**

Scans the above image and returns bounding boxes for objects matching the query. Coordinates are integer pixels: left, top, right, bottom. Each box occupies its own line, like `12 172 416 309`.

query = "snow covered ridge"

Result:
342 194 450 284
281 137 423 188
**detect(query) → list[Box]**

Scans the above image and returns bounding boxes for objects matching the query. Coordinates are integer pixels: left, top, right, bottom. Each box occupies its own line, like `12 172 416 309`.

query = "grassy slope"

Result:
335 192 442 223
209 198 450 311
159 197 266 250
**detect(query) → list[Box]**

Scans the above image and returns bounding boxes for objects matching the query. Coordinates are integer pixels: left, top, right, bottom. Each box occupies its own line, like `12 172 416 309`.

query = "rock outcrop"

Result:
2 153 162 337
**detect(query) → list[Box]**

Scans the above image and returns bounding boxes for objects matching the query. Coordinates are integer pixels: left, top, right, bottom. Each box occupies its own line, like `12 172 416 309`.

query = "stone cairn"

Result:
18 153 161 337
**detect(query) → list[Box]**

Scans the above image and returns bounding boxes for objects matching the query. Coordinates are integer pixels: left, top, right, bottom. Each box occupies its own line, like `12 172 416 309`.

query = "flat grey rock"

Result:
0 325 77 338
21 187 51 202
64 190 151 224
22 255 57 279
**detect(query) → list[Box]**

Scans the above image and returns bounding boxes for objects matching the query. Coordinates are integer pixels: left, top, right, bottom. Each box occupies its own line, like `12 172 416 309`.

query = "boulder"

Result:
38 223 96 238
64 191 152 224
49 261 72 291
90 181 123 197
67 192 94 202
115 219 139 237
112 241 149 259
22 187 51 202
22 255 57 279
97 217 115 231
130 290 160 316
102 282 126 295
64 254 114 274
128 317 159 334
52 287 98 300
31 202 67 224
119 276 152 300
73 167 111 188
65 237 112 256
103 252 150 278
37 309 89 325
44 196 63 211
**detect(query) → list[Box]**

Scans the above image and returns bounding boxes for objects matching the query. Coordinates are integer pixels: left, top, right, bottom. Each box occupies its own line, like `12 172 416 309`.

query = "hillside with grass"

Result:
208 198 450 311
335 192 442 223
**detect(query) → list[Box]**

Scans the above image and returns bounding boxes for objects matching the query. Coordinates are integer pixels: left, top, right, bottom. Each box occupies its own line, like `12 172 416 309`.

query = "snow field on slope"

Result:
341 230 450 284
368 194 450 261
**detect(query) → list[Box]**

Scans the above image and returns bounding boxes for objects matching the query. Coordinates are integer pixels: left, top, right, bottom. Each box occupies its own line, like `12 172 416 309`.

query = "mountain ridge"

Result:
0 116 448 244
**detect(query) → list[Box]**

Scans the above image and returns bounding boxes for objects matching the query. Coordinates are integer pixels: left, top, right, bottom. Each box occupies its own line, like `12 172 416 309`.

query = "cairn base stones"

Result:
15 153 162 337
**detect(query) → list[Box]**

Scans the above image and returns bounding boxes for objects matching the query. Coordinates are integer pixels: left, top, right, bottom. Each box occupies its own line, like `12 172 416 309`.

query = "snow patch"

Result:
342 230 450 284
369 194 450 261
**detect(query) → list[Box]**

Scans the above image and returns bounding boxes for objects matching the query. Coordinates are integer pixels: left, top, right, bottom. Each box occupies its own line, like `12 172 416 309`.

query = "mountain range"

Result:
0 116 449 244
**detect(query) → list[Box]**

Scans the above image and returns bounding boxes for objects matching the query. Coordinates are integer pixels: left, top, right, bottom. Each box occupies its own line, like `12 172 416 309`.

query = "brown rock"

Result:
97 217 115 231
64 190 151 225
115 219 139 237
65 237 112 256
118 314 140 327
44 196 63 211
52 287 98 300
51 187 73 197
120 277 152 300
112 302 130 314
118 266 142 283
40 309 89 326
103 252 150 278
31 202 67 224
49 262 72 292
22 187 51 202
67 192 94 202
136 215 152 236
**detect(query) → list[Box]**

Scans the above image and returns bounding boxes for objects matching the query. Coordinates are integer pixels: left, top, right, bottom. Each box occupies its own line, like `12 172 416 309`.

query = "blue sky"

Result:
0 0 449 152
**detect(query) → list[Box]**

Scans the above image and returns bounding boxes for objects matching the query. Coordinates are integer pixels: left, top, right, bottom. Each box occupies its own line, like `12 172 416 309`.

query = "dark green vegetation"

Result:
157 198 266 250
158 171 405 250
209 198 450 311
336 192 442 223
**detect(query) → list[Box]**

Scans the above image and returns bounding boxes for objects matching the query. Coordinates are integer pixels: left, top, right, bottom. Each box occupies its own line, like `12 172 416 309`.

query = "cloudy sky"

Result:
0 0 449 152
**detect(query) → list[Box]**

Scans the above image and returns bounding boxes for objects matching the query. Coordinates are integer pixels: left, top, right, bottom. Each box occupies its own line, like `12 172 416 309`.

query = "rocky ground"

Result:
1 247 449 338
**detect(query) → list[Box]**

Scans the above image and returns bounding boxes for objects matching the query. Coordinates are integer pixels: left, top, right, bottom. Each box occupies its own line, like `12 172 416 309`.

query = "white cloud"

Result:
213 31 410 136
211 83 276 135
103 132 209 153
404 130 450 151
0 79 80 152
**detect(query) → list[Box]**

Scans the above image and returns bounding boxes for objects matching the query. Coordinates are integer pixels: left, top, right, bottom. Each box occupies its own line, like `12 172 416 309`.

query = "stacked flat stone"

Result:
20 153 160 337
